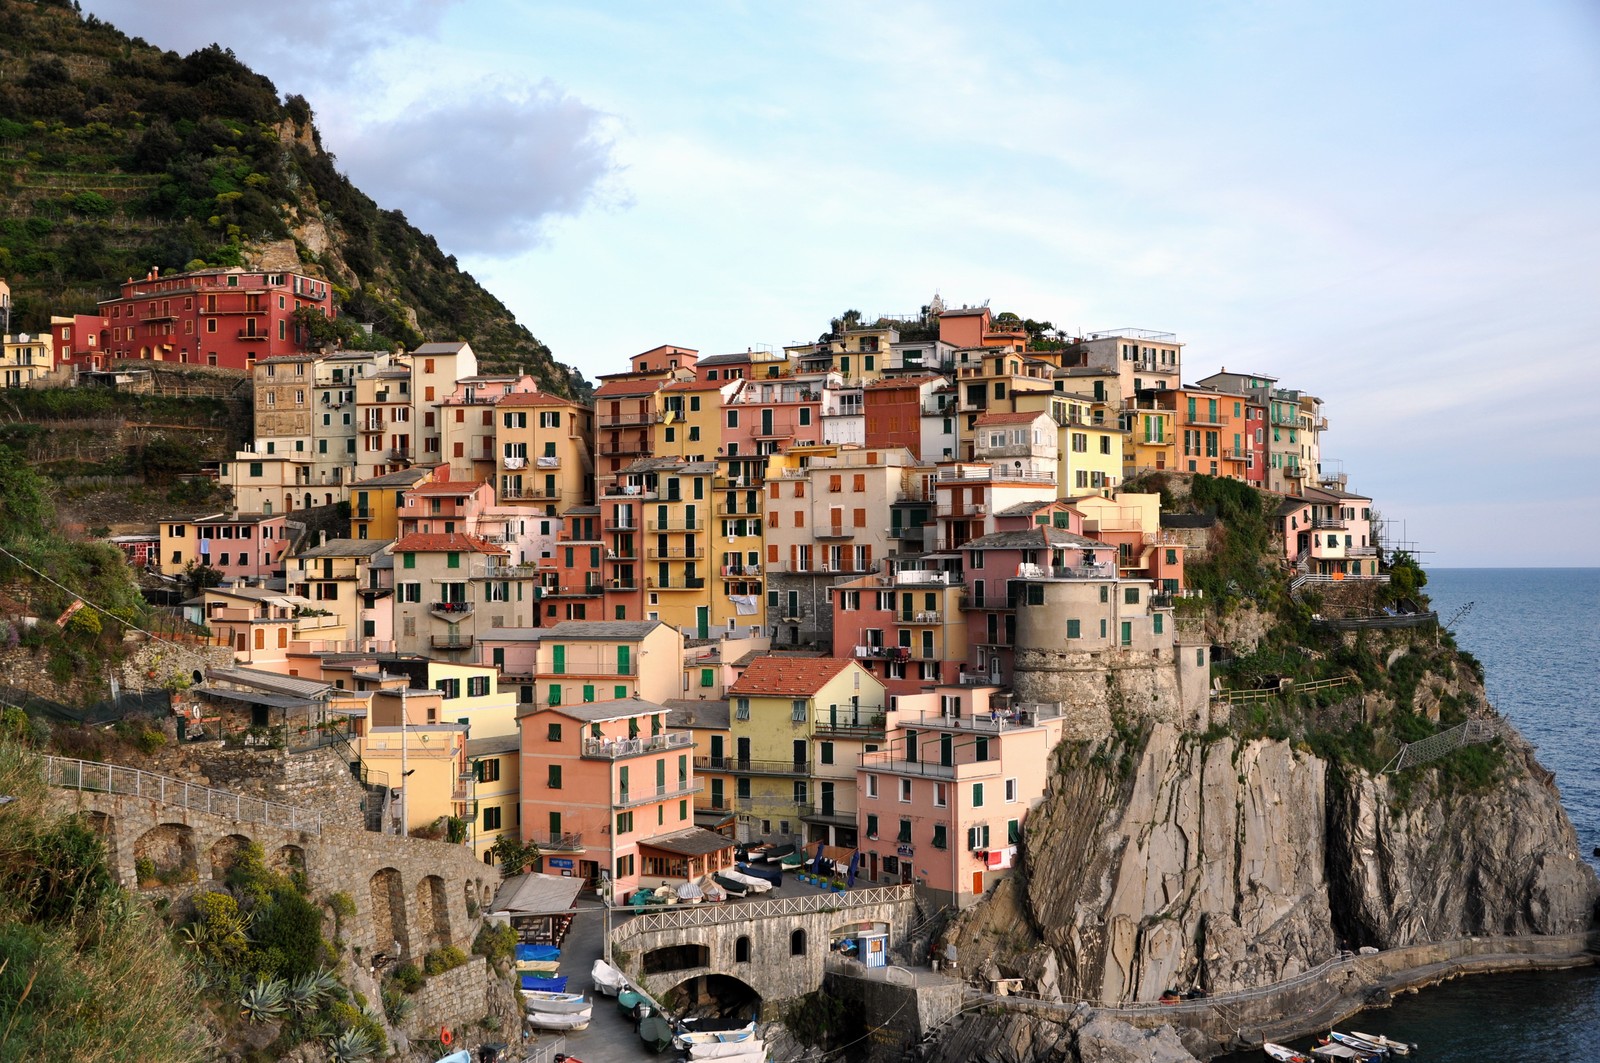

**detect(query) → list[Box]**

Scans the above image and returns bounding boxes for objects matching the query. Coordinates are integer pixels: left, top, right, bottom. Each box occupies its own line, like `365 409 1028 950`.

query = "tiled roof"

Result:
661 380 728 392
540 620 663 641
529 697 667 723
496 390 587 407
351 468 435 488
291 538 394 559
693 351 753 366
974 410 1047 426
729 656 853 697
865 374 939 389
639 826 734 857
994 499 1060 517
406 481 487 496
664 698 731 730
412 341 470 355
593 378 663 397
390 532 506 555
961 527 1103 550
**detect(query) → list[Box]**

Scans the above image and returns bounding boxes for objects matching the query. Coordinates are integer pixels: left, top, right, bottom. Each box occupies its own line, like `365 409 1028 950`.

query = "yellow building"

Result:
361 687 471 835
467 733 522 865
723 655 887 847
494 390 596 512
1123 405 1176 477
615 457 720 633
284 538 394 649
1 329 55 388
426 659 519 738
534 619 684 708
350 466 438 541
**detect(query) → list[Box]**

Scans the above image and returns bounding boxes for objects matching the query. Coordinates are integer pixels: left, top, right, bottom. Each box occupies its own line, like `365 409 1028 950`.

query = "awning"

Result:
638 826 736 857
192 686 316 711
487 872 584 917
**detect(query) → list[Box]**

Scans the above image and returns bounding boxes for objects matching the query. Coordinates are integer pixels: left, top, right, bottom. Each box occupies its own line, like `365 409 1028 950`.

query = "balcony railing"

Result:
602 484 654 498
598 441 648 456
615 780 703 808
386 449 413 463
694 756 810 777
815 525 854 539
503 486 562 501
549 660 635 676
531 833 586 852
431 634 474 650
581 732 693 759
598 411 660 427
646 577 707 590
813 710 888 736
431 600 472 616
1311 517 1347 530
960 594 1016 611
648 519 704 531
900 610 943 624
911 703 1063 733
858 750 1001 779
603 519 639 532
646 547 704 560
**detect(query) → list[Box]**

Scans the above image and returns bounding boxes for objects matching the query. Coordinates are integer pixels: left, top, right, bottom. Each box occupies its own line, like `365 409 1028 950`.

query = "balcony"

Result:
936 503 987 519
431 634 474 651
549 659 636 676
236 330 268 342
646 546 704 560
430 601 473 620
615 780 704 809
603 519 640 532
602 483 655 499
1284 465 1307 478
581 731 693 759
901 610 943 624
354 508 372 520
813 709 888 737
773 560 877 576
598 441 648 456
646 577 707 591
854 645 909 661
481 563 539 580
598 412 659 428
386 449 413 463
815 525 854 540
1311 517 1346 530
648 518 705 532
531 833 586 853
694 756 810 777
911 703 1063 733
718 564 761 577
859 750 1002 780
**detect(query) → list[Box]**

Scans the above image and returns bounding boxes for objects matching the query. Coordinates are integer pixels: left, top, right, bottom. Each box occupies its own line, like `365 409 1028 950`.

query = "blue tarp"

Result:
520 975 569 992
737 861 781 886
515 943 561 962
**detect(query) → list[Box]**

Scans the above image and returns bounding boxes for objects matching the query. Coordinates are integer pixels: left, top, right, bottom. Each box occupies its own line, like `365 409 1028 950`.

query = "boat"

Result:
736 861 782 887
518 989 590 1013
513 958 561 974
677 878 705 904
1312 1045 1377 1063
677 1021 757 1049
690 1038 766 1059
524 1006 591 1031
761 843 796 864
591 958 627 997
653 884 681 904
518 974 568 992
1350 1032 1415 1055
514 943 560 963
637 1011 675 1054
617 987 646 1016
1329 1032 1390 1055
712 872 750 897
1264 1045 1312 1063
779 849 809 869
720 868 773 893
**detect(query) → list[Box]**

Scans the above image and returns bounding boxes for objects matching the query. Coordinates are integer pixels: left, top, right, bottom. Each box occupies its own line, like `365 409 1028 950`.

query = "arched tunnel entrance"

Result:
659 973 761 1023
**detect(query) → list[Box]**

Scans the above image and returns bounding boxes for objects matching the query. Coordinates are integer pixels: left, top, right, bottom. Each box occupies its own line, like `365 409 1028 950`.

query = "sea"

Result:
1219 567 1600 1062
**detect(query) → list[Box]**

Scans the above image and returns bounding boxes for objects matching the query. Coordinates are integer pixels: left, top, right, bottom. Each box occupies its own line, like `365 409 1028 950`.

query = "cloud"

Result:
333 85 620 257
83 0 461 87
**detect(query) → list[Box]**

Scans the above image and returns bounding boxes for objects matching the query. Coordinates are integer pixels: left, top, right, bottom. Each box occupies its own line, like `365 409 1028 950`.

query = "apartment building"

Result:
533 619 683 708
390 532 537 657
495 388 595 512
0 329 54 387
284 537 395 651
350 467 439 540
158 512 292 582
436 374 541 482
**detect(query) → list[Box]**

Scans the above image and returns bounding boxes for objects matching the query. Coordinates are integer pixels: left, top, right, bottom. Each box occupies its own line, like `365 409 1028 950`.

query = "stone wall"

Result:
401 956 521 1050
1011 650 1196 738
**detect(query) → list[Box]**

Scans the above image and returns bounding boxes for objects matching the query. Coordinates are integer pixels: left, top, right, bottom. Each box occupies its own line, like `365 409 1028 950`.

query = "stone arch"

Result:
659 972 761 1017
133 823 197 888
790 928 807 956
415 874 450 952
369 867 409 959
734 935 751 963
207 833 253 881
271 843 306 877
643 943 710 974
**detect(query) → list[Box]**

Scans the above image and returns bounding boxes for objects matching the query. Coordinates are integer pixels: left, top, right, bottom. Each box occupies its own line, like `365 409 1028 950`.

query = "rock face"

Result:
946 716 1597 1012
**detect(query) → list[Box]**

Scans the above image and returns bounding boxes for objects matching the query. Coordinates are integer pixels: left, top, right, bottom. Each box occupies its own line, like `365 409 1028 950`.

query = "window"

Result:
1005 778 1018 802
972 782 984 807
478 758 501 783
547 723 562 742
403 553 416 569
866 774 878 798
933 782 946 807
897 818 912 843
931 824 948 849
1153 613 1164 635
616 811 633 834
1067 618 1081 639
790 929 806 956
967 823 991 851
482 806 502 830
547 765 562 789
735 697 750 720
1124 587 1139 605
820 742 834 765
866 814 879 839
899 778 912 802
791 699 807 722
467 675 490 697
735 936 751 962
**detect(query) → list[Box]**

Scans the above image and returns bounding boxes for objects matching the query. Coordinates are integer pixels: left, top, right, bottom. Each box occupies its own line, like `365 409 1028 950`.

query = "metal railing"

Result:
694 755 810 776
44 755 323 835
616 884 912 932
582 732 693 759
615 781 703 808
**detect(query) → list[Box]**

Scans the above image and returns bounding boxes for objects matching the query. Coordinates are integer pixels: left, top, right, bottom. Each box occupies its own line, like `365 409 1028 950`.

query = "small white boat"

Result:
1329 1031 1389 1055
678 1022 756 1047
525 1006 592 1031
719 868 773 893
1311 1046 1370 1062
1350 1032 1414 1055
591 958 627 997
690 1038 765 1059
1264 1045 1311 1063
518 989 589 1013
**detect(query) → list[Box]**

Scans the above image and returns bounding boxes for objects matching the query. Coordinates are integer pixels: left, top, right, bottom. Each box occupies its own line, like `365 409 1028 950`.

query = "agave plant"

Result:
177 923 210 952
327 1027 377 1063
286 968 341 1014
379 984 413 1025
238 976 288 1023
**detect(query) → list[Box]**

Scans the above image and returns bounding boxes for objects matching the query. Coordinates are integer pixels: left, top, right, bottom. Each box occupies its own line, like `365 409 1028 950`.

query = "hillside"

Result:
0 0 588 395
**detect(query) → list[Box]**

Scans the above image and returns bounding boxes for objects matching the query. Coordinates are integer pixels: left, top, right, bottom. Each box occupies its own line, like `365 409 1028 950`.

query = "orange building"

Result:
1156 386 1250 480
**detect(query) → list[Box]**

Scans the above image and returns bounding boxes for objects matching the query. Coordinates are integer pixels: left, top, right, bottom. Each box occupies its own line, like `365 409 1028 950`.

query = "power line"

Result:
0 542 193 654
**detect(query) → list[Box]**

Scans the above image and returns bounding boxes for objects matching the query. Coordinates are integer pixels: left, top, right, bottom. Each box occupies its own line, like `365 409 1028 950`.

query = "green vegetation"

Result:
1181 475 1279 610
0 738 211 1061
422 944 469 975
0 0 584 394
472 920 518 966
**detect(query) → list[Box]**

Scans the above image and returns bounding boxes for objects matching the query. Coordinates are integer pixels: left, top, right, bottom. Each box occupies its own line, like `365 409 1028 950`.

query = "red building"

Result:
50 313 110 372
92 266 334 372
863 376 930 457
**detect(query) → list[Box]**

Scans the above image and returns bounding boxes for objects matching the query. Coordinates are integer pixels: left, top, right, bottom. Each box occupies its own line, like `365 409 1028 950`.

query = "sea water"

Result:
1220 567 1600 1062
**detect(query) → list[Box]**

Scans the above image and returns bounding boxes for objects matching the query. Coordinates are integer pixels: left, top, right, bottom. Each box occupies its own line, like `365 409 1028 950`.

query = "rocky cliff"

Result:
930 635 1597 1063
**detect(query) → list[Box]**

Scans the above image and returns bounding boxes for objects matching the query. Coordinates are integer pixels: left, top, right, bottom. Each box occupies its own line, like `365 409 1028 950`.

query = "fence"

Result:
44 754 323 835
617 884 912 933
1213 673 1357 706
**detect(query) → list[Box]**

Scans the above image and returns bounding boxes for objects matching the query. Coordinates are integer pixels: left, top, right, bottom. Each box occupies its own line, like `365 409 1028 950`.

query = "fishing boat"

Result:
720 868 773 893
735 861 782 887
690 1037 766 1059
1350 1032 1415 1055
591 958 627 997
617 986 646 1016
518 989 590 1014
761 842 796 864
1263 1045 1312 1063
677 878 705 904
637 1011 675 1053
779 849 809 870
677 1021 757 1048
712 872 750 897
1312 1045 1378 1063
524 1006 591 1031
1329 1032 1390 1055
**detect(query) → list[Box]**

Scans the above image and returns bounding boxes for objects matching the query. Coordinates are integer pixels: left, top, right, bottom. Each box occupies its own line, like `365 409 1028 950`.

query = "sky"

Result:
83 1 1600 566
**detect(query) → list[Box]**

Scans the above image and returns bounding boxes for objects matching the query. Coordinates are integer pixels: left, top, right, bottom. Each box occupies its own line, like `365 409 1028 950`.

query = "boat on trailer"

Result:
1350 1031 1415 1055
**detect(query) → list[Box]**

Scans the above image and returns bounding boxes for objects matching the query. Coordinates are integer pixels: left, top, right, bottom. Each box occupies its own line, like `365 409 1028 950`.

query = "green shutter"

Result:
552 645 565 674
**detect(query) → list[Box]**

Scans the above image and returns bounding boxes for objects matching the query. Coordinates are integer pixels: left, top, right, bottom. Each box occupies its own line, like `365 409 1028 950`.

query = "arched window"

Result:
735 936 750 963
790 929 806 956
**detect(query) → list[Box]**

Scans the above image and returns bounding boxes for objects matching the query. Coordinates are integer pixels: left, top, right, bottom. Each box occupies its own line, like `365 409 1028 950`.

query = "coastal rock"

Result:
1075 1016 1200 1063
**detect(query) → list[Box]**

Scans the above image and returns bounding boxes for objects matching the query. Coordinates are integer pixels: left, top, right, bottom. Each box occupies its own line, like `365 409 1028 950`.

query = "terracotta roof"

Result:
974 410 1048 426
729 656 853 697
593 379 664 398
661 380 728 392
405 481 488 496
391 532 506 555
496 391 587 408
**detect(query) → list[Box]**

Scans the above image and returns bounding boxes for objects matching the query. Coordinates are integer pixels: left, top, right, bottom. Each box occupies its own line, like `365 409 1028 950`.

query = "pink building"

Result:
830 565 968 700
516 697 732 899
856 685 1065 908
537 507 605 625
1276 486 1378 576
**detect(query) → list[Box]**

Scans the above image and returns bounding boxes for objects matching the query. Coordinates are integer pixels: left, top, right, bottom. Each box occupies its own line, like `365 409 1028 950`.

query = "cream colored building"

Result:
284 538 395 650
390 532 539 658
495 389 595 513
1 329 55 388
403 340 478 465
